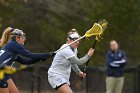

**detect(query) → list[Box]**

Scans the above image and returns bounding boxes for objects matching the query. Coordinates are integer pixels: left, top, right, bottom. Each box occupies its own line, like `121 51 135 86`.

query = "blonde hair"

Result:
0 27 12 47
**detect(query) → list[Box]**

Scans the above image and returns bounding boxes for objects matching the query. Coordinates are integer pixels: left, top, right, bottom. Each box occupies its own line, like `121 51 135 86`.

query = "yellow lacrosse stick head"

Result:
19 65 27 70
3 66 16 74
98 19 108 31
85 19 108 41
85 23 103 38
0 66 15 80
0 71 5 80
0 65 27 80
95 19 108 40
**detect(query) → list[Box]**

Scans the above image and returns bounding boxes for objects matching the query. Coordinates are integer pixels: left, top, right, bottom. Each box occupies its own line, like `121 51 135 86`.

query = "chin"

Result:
75 46 79 48
22 43 25 45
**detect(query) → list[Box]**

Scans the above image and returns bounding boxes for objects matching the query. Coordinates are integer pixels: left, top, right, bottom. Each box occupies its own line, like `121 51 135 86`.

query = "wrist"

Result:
77 70 81 75
86 54 91 59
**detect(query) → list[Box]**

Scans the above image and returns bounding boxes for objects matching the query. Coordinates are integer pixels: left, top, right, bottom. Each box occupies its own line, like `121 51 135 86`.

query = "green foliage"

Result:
0 0 140 66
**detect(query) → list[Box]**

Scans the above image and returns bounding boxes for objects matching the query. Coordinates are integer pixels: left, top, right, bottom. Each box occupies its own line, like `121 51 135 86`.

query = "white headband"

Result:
69 33 80 39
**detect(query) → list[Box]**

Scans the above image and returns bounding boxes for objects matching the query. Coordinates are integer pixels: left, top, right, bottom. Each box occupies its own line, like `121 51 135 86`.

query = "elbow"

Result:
72 60 83 65
76 60 85 65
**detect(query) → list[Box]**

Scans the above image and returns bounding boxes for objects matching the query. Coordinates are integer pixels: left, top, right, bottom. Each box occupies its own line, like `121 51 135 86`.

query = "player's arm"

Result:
66 48 94 65
68 55 89 65
71 63 81 75
71 63 86 77
12 43 54 60
15 55 41 65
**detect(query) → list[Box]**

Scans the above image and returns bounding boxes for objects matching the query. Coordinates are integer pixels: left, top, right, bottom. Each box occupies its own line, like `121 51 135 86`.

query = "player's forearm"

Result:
68 54 89 65
71 64 81 75
15 57 40 65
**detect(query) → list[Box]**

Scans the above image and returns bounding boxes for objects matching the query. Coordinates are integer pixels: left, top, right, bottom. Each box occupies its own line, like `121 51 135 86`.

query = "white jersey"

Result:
48 44 77 79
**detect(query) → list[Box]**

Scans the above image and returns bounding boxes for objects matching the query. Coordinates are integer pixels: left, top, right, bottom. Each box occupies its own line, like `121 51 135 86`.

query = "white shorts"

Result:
48 73 70 89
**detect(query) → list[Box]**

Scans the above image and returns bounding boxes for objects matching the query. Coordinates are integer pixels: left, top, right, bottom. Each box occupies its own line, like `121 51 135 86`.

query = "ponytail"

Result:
0 27 12 47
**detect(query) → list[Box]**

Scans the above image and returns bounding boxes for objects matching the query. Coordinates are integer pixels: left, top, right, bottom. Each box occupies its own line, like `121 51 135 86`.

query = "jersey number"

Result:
0 50 5 56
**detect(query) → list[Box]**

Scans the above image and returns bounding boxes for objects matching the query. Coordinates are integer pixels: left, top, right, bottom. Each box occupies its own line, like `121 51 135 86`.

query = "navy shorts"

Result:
0 74 11 88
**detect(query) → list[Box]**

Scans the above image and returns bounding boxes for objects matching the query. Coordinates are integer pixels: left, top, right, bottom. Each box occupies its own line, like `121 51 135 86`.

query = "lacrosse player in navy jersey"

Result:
0 27 55 93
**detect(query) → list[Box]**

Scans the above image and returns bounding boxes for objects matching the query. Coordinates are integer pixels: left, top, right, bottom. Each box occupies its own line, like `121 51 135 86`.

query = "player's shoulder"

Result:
7 40 18 46
6 40 24 50
59 44 73 54
60 44 68 48
60 44 71 51
2 40 15 49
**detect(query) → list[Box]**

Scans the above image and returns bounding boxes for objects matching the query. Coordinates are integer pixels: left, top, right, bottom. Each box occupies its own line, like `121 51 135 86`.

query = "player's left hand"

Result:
79 71 86 78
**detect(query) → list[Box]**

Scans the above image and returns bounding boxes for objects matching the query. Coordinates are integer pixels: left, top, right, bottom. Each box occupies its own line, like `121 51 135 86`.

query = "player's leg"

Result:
48 74 73 93
114 77 124 93
57 83 73 93
0 88 9 93
7 79 20 93
0 78 9 93
106 77 116 93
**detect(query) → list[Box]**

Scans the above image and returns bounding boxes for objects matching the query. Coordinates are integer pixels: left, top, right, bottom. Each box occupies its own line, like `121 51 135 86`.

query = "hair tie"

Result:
11 28 14 32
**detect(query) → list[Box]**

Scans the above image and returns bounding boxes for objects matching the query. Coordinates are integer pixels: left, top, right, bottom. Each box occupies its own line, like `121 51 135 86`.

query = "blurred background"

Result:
0 0 140 93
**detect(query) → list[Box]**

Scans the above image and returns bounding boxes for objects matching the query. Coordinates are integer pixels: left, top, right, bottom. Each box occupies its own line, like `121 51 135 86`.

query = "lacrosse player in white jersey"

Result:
48 29 94 93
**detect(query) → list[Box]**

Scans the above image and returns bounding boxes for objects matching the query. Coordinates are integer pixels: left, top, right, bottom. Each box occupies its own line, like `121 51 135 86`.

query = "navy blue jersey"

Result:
106 50 126 77
0 40 52 88
0 40 50 66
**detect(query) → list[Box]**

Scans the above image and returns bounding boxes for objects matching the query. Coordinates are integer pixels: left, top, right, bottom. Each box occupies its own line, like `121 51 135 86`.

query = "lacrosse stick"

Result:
54 20 104 53
0 65 29 80
81 19 108 80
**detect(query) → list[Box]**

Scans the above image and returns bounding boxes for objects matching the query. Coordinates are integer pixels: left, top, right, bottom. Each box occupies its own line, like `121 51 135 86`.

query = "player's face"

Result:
69 39 80 48
72 40 79 48
110 41 118 51
16 32 26 45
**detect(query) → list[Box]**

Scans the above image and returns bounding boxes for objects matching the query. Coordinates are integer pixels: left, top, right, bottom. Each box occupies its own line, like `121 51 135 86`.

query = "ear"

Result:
15 36 20 41
67 38 72 44
67 38 70 41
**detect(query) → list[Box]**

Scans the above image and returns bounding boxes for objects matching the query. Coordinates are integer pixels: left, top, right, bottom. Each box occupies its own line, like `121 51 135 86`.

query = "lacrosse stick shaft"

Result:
81 40 97 80
54 35 85 53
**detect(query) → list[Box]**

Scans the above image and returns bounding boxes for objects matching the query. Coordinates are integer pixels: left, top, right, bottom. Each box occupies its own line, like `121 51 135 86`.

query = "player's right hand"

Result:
87 48 94 58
